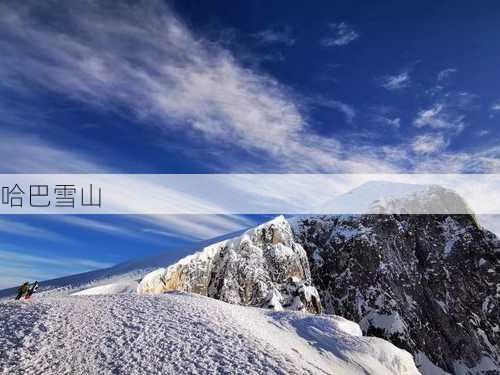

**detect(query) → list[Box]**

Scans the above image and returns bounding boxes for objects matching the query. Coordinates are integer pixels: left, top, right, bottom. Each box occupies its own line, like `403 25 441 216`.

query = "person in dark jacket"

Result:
15 282 29 300
25 281 39 299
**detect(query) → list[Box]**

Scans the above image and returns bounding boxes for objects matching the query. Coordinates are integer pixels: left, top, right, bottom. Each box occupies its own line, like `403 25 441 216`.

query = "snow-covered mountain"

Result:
135 182 499 374
2 181 499 374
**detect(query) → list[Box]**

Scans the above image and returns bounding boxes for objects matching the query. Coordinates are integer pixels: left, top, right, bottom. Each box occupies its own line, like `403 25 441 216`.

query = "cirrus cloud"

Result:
320 22 359 47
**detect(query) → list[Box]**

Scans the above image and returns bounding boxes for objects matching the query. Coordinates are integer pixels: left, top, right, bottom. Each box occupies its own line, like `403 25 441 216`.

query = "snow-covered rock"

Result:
291 209 500 373
2 181 498 374
138 216 322 313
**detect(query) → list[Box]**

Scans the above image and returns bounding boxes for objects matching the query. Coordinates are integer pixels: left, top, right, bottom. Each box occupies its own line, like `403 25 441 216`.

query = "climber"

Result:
25 281 39 299
15 282 30 300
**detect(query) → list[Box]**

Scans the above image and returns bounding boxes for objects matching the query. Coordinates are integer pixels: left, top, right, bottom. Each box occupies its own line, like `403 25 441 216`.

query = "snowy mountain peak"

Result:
321 181 471 214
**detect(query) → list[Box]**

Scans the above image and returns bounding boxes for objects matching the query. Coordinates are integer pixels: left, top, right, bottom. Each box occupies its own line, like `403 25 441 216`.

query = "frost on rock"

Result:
138 216 322 314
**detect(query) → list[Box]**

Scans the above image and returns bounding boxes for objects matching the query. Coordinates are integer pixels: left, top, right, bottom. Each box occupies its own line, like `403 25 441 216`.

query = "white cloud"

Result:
478 129 490 136
0 248 113 289
317 99 356 123
252 27 295 46
51 214 250 241
374 115 400 128
0 218 68 242
380 71 411 90
320 22 359 47
370 106 401 129
134 214 253 240
0 1 498 178
411 134 447 155
412 146 500 173
0 131 253 239
437 68 457 81
491 101 500 111
0 130 108 173
0 1 397 174
49 216 142 238
413 104 465 132
141 228 194 241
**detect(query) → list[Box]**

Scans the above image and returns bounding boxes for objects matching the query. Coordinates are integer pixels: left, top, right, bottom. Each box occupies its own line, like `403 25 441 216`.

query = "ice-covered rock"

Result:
138 216 322 313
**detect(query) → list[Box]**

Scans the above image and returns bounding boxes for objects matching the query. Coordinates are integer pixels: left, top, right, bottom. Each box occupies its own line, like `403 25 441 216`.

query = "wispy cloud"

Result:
371 106 401 129
491 101 500 111
412 147 500 173
141 228 195 241
316 99 356 124
0 248 113 289
49 216 139 237
377 116 400 128
478 129 490 136
413 104 465 131
50 214 248 242
252 26 295 46
0 0 498 179
380 71 411 90
413 90 477 133
320 22 359 47
0 132 108 173
135 214 254 240
437 68 457 81
0 218 68 243
411 134 447 155
0 132 252 240
0 1 395 173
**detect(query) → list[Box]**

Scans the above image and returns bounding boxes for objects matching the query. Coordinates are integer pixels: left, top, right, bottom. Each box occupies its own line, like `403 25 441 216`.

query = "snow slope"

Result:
71 280 139 295
0 292 419 375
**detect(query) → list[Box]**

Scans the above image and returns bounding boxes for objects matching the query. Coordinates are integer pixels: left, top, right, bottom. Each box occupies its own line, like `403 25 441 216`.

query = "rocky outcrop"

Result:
290 213 500 374
138 216 322 314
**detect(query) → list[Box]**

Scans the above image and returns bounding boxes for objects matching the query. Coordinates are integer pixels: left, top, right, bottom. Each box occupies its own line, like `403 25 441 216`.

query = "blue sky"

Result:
0 0 499 288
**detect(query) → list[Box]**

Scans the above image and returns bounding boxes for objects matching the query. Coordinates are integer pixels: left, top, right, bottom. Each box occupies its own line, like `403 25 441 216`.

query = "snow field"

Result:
0 293 419 375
